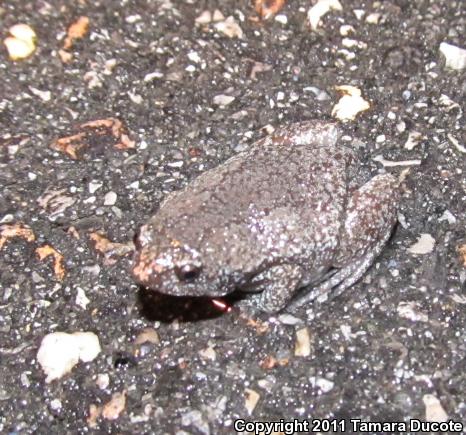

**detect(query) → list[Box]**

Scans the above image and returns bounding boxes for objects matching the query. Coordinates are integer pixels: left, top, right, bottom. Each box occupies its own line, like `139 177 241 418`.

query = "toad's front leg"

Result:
243 264 303 313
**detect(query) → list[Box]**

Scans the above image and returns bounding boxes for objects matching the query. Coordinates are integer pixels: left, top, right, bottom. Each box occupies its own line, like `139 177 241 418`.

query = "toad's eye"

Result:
174 264 201 282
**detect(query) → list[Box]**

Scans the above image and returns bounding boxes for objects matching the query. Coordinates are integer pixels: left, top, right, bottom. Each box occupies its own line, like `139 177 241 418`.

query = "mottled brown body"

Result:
132 121 399 312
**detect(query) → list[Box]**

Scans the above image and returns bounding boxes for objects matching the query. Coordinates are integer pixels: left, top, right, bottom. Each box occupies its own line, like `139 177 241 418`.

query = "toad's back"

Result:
150 139 352 274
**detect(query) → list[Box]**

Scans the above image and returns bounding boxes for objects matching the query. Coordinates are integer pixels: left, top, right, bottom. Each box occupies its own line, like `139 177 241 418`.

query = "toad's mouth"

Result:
132 259 232 299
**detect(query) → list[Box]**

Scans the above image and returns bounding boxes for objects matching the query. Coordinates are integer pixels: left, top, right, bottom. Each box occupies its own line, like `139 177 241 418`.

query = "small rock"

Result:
423 394 448 422
195 10 224 25
199 346 216 361
365 12 381 24
404 131 424 150
244 388 260 415
128 92 143 105
37 331 101 382
438 94 461 113
50 398 62 411
88 181 103 194
4 24 37 60
29 87 52 102
212 10 225 22
181 409 210 435
87 404 101 428
397 301 429 323
342 38 367 50
75 287 90 309
407 233 435 255
126 14 141 24
438 210 456 225
307 0 343 31
144 71 164 82
104 191 117 206
275 14 288 25
195 10 213 25
457 243 466 267
214 16 243 38
373 155 421 167
294 327 311 357
439 42 466 70
447 133 466 154
187 51 201 63
309 376 334 393
340 324 352 340
134 327 160 345
376 134 386 143
96 373 110 389
339 24 355 36
213 94 235 106
353 9 365 20
331 85 370 121
102 390 126 421
277 313 303 325
303 86 330 101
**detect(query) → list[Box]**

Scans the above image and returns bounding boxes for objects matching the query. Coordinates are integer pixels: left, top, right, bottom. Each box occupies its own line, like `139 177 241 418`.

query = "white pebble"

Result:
339 25 355 36
50 399 62 411
4 24 37 60
397 302 429 323
128 92 143 105
37 331 101 382
143 71 164 82
96 373 110 389
195 10 212 25
404 131 423 150
407 233 435 255
295 327 311 357
104 191 117 206
75 287 90 309
365 12 381 24
438 210 456 225
126 14 141 24
331 85 370 121
439 42 466 70
307 0 342 30
187 51 201 63
213 94 235 106
214 16 243 38
244 388 260 415
309 376 334 393
29 87 52 102
89 181 103 194
353 9 365 20
275 14 288 25
423 394 448 422
277 313 303 325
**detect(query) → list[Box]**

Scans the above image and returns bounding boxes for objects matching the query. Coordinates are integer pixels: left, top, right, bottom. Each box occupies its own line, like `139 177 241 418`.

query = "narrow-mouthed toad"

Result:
132 120 399 313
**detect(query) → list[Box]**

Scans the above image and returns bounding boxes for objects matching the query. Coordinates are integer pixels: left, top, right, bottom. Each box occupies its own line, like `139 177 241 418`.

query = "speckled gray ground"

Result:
1 0 465 433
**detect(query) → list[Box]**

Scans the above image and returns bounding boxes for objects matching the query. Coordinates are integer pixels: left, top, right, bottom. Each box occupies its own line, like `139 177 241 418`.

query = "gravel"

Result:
1 0 465 433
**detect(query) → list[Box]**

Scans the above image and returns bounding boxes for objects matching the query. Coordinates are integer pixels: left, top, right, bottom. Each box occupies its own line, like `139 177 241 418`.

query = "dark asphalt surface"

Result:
1 0 465 433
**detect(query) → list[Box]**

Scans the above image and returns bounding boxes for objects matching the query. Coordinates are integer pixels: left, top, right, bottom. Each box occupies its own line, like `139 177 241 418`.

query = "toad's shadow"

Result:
137 286 245 322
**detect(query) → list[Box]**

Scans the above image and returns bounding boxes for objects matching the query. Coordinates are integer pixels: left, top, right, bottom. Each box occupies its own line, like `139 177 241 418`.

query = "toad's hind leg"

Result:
289 174 399 310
